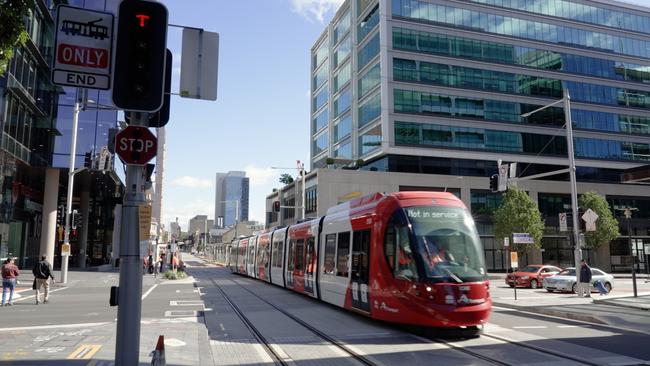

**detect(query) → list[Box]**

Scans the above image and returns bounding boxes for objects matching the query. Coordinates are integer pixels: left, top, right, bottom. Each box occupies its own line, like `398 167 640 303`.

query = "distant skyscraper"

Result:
214 171 249 227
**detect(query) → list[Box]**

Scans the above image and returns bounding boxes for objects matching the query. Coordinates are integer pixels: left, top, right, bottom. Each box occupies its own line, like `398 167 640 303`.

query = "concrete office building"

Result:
0 0 122 269
301 0 650 271
214 171 249 228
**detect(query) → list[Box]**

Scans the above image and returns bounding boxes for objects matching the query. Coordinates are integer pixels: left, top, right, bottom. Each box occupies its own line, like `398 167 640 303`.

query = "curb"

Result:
593 298 650 311
493 301 607 325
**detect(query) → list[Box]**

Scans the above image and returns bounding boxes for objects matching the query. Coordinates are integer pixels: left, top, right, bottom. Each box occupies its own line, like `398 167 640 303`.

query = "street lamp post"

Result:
521 89 582 282
620 207 639 297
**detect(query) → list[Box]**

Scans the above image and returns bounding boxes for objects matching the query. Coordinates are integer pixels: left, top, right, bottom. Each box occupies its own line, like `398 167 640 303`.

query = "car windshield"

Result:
559 268 576 276
519 266 540 273
405 206 486 283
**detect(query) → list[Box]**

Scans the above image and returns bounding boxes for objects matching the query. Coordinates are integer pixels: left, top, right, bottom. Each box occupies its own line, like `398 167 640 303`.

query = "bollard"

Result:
150 335 166 366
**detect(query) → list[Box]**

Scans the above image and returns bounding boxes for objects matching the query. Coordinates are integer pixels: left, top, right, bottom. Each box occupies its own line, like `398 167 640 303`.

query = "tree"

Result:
579 191 619 248
279 173 294 185
0 0 34 76
492 187 545 253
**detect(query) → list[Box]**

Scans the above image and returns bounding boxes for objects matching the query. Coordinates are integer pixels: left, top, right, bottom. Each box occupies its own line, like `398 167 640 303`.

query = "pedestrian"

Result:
2 258 20 306
172 252 179 274
148 253 154 275
579 259 592 297
32 255 54 304
159 252 165 274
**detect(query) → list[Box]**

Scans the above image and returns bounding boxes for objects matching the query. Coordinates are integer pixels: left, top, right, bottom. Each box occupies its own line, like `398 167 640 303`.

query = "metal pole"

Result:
115 113 148 365
564 89 583 287
626 210 638 297
301 165 306 220
61 88 83 284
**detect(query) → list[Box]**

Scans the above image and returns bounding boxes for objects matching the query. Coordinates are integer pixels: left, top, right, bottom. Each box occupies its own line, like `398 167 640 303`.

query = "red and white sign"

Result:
52 5 114 89
115 126 157 165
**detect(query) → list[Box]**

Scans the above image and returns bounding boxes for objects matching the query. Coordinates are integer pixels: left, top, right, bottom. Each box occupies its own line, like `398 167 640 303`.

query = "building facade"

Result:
0 0 122 269
303 0 650 272
214 171 249 227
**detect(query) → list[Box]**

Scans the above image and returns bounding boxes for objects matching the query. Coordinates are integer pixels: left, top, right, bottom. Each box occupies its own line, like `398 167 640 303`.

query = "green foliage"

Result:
579 191 620 248
279 173 294 185
0 0 34 76
492 187 545 253
163 270 187 280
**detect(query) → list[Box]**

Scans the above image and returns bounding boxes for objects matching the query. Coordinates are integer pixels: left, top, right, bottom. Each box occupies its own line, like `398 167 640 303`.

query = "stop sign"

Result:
115 126 157 165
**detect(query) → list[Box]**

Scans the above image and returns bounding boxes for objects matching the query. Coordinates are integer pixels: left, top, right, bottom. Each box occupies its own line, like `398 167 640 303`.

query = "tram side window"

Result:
248 244 255 264
385 217 417 281
288 240 295 270
306 237 315 274
271 241 279 268
295 239 305 271
336 232 350 277
323 234 337 274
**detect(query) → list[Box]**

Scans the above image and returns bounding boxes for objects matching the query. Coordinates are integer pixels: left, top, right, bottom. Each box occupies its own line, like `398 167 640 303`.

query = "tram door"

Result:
304 237 315 295
351 230 371 312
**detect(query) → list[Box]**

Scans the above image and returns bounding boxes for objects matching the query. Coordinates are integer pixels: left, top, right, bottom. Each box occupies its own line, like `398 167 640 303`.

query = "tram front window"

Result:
405 206 486 283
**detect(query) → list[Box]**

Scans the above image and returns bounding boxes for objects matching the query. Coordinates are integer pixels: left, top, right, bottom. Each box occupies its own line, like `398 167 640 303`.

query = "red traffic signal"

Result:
273 201 280 212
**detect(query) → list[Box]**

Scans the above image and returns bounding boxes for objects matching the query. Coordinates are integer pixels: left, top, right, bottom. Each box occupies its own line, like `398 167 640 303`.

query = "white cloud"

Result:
163 199 214 231
290 0 344 23
245 165 276 187
170 176 213 188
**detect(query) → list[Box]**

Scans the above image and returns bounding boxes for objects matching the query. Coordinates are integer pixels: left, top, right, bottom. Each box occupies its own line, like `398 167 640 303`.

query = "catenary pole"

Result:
564 89 583 286
115 113 148 365
61 88 84 284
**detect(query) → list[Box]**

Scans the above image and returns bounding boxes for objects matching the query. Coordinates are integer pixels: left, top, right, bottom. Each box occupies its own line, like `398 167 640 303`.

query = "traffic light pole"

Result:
61 88 84 284
115 113 148 366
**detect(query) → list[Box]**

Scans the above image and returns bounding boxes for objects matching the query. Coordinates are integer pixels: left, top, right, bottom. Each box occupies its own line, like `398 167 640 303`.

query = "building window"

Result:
333 62 351 93
358 33 379 70
313 63 328 91
333 37 351 69
358 5 379 42
305 186 317 214
312 41 328 70
313 85 328 111
334 141 352 159
333 11 350 44
359 63 380 99
358 93 380 127
334 113 352 141
359 124 381 156
312 108 328 134
333 88 352 117
471 190 504 216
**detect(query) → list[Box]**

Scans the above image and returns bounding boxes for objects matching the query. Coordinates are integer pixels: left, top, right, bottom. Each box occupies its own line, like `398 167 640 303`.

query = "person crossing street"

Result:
2 258 19 306
32 255 55 304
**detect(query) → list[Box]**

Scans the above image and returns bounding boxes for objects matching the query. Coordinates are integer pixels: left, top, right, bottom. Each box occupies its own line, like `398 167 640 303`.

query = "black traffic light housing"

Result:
71 209 79 230
273 201 281 212
489 174 499 192
57 205 65 226
84 152 93 169
113 0 168 112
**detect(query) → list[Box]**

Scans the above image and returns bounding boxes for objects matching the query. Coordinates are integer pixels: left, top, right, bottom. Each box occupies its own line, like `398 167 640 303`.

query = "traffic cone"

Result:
152 335 166 366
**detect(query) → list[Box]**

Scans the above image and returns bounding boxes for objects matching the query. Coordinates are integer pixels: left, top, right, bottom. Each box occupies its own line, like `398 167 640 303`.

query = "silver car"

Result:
542 267 615 293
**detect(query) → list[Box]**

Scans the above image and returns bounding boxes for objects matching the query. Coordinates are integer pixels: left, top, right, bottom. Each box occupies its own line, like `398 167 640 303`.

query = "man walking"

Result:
2 258 20 306
33 255 54 304
579 259 592 297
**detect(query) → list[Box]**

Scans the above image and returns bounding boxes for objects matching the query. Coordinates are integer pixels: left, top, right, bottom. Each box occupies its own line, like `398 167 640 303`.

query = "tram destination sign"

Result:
52 5 114 89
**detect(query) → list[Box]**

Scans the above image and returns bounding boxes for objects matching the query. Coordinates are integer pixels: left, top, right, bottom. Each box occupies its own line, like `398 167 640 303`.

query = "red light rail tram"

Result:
226 191 492 329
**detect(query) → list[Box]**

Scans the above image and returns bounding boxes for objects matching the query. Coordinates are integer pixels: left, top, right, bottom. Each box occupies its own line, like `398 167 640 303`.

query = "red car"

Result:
505 265 562 289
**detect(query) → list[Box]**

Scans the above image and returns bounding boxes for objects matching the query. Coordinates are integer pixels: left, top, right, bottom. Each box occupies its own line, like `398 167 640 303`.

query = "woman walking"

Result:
2 258 20 306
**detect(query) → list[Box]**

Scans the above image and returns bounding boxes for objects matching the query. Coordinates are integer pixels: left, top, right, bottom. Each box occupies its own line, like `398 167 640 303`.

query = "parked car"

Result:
542 267 615 293
505 265 562 289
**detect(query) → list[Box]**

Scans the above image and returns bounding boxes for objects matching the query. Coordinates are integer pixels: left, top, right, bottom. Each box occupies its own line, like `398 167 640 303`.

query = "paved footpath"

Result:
0 256 213 365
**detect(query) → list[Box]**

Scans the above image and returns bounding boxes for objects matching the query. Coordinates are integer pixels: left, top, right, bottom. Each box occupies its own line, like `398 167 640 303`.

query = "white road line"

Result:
512 326 547 329
0 322 109 332
13 286 68 303
557 325 582 328
141 284 158 300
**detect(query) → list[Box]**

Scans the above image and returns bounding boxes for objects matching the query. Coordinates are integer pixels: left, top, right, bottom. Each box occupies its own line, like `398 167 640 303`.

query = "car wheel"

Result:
546 289 554 293
508 284 514 288
530 279 538 289
572 283 577 293
605 283 612 292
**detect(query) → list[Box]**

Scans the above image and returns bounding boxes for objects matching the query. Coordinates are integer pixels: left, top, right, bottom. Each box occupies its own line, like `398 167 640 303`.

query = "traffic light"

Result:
273 201 280 212
123 49 172 127
57 205 65 226
71 209 79 230
112 0 169 112
489 174 499 192
84 152 93 169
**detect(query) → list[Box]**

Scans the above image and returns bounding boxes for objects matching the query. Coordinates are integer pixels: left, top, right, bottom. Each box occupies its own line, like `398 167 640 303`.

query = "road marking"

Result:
67 344 102 359
557 325 582 328
0 322 109 332
142 284 158 300
512 326 547 329
13 286 68 303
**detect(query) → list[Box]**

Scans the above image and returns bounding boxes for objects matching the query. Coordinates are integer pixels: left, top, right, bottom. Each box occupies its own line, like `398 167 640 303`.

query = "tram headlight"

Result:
426 286 432 292
520 276 529 280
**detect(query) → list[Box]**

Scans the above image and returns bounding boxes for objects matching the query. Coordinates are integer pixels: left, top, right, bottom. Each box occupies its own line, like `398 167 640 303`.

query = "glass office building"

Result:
310 0 650 271
215 171 250 228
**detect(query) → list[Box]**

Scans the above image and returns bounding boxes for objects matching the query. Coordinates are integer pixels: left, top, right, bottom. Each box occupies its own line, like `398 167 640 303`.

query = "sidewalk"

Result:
0 267 213 365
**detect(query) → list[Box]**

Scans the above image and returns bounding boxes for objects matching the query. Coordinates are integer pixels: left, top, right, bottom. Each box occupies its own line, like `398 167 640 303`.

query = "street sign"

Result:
582 208 599 232
513 233 534 244
503 237 509 248
52 5 114 89
180 29 219 101
559 212 568 232
510 251 518 268
498 164 508 192
139 204 152 242
115 126 157 165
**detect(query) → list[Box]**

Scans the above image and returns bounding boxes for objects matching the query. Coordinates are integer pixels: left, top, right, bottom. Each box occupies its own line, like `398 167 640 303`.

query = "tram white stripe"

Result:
512 326 547 329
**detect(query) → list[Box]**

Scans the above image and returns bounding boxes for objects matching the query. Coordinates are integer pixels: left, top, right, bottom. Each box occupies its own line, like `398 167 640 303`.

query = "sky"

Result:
157 0 344 231
155 0 650 231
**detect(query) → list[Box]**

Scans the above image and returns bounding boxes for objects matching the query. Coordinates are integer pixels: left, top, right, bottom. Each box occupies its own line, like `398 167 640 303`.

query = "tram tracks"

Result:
210 272 611 366
211 277 378 366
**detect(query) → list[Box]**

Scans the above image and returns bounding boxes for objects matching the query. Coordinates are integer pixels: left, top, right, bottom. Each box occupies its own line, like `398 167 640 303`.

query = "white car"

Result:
543 267 614 293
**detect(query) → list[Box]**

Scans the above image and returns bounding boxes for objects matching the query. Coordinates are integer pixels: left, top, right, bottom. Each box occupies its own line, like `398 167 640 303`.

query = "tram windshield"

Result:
405 206 486 283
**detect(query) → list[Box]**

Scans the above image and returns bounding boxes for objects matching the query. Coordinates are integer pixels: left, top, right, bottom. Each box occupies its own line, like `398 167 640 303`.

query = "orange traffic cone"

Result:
152 335 166 366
